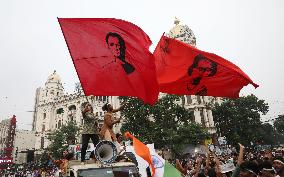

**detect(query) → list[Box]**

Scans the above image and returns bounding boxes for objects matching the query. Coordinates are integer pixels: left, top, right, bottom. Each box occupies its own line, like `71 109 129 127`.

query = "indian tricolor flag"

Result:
125 132 182 177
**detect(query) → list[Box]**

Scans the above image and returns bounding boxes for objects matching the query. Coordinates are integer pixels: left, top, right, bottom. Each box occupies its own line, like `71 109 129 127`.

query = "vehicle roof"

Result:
68 161 136 171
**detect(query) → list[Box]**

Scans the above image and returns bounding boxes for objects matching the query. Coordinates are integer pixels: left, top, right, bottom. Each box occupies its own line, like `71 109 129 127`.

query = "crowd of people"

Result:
0 162 58 177
173 144 284 177
1 102 283 177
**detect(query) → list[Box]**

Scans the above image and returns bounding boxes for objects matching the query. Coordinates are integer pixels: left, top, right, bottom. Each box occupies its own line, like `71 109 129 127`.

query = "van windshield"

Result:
77 166 139 177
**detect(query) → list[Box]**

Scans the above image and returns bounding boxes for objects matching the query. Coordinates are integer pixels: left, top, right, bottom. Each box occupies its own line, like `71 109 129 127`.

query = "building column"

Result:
194 108 201 124
207 110 214 127
203 109 210 127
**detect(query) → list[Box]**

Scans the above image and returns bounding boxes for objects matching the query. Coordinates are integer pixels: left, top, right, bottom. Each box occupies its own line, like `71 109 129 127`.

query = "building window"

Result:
186 95 192 104
57 92 59 96
43 113 46 119
42 124 45 132
58 120 61 128
197 96 202 104
56 108 64 114
68 105 76 111
41 137 44 149
200 109 205 126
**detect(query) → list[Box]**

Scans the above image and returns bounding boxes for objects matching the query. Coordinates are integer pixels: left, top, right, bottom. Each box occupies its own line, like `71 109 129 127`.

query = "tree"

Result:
120 95 209 155
212 94 269 146
47 121 80 159
273 114 284 144
274 114 284 134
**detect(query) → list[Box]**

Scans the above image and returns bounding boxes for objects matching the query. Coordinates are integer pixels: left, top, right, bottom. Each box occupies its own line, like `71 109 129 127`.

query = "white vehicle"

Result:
66 161 139 177
62 140 140 177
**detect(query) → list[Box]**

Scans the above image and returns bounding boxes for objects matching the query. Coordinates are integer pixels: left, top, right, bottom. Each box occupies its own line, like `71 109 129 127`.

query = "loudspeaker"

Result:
94 140 117 164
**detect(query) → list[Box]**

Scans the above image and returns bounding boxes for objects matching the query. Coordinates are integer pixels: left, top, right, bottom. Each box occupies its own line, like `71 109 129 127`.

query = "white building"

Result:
12 130 36 164
0 118 12 157
32 71 121 150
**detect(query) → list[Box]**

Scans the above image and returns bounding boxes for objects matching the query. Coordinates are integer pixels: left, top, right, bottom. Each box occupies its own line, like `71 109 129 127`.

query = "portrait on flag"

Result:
105 32 135 74
154 35 258 98
187 54 218 95
58 18 159 104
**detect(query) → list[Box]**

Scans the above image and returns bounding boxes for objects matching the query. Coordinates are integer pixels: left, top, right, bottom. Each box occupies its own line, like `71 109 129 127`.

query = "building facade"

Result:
0 116 16 169
32 71 121 150
12 130 36 164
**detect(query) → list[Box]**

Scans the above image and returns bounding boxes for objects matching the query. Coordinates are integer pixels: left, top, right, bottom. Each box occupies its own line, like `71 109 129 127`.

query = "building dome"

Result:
46 70 62 85
168 18 196 47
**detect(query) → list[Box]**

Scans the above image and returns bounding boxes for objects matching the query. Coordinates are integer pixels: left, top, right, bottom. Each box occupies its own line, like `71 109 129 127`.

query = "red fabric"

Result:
154 35 258 98
58 18 158 104
125 132 155 177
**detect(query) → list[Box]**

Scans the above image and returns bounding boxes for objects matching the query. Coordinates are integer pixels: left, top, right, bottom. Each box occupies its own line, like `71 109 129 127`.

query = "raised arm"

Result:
112 104 125 113
104 114 121 127
194 158 202 177
231 143 245 177
237 143 245 166
212 153 222 177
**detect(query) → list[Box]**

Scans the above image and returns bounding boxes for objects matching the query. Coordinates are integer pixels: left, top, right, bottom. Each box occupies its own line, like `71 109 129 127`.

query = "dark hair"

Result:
240 161 259 176
116 133 122 139
102 103 110 112
188 54 217 77
106 32 126 61
81 102 93 113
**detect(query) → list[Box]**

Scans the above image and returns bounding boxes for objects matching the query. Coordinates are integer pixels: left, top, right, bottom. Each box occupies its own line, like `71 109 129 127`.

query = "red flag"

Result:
124 132 155 177
154 35 258 98
58 18 159 104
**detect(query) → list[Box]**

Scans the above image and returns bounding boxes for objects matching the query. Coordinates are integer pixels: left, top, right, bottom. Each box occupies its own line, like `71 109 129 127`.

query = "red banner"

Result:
58 18 159 104
154 35 258 98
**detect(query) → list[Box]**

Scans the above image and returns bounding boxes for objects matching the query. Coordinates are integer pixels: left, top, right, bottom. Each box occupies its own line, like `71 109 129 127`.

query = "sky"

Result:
0 0 284 130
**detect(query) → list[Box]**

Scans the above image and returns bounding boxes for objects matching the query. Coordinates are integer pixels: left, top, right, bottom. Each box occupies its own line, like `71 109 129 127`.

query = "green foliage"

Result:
212 94 272 146
274 114 284 134
120 95 208 155
37 150 50 166
47 121 80 159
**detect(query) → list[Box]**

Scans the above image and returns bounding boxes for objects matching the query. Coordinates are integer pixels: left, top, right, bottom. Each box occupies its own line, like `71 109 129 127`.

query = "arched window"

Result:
43 113 46 119
68 105 76 111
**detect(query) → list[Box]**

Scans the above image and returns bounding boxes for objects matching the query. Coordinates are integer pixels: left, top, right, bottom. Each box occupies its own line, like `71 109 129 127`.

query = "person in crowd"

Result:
273 156 284 177
100 103 125 141
80 102 100 164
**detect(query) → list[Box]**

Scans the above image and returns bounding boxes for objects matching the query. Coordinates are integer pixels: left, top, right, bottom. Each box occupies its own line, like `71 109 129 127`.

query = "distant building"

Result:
12 130 36 164
32 71 121 151
0 116 16 169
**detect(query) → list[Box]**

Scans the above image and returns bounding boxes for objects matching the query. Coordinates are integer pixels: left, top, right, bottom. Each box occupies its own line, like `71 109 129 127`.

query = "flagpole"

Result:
57 17 92 106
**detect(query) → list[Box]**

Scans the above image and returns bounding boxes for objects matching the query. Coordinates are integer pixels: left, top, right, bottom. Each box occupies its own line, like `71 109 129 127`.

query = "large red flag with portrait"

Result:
154 35 258 98
58 18 159 104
